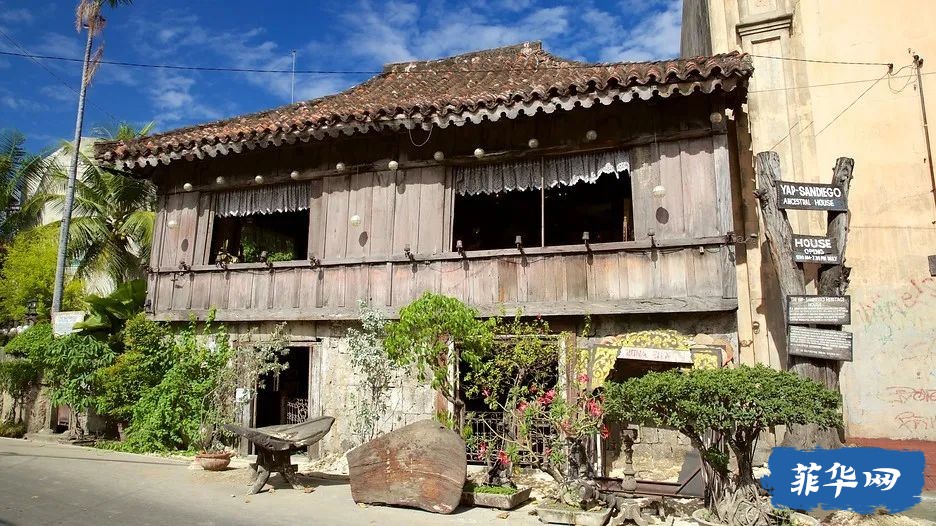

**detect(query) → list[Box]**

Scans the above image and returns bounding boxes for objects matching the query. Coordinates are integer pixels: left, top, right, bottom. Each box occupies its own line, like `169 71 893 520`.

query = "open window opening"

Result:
209 210 309 264
254 346 311 429
452 170 633 251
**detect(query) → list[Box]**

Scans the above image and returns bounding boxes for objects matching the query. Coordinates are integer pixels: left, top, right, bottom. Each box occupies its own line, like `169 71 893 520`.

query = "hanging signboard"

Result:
787 295 851 325
777 181 848 211
792 235 841 264
788 326 853 361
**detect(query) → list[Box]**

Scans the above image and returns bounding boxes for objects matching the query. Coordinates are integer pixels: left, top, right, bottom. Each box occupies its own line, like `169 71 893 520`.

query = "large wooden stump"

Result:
347 419 467 514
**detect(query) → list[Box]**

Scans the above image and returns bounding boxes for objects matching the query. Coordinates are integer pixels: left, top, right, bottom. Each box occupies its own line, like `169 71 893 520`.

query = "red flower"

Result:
478 441 488 457
577 373 590 385
517 401 529 412
497 450 510 466
586 399 603 418
560 419 572 434
600 425 610 439
544 447 552 457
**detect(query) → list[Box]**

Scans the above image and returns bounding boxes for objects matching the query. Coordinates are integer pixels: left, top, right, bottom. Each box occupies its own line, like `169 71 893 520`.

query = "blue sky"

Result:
0 0 682 152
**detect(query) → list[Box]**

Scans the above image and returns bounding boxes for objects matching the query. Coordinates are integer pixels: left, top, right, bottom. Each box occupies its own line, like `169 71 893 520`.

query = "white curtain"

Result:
215 182 310 217
454 149 630 196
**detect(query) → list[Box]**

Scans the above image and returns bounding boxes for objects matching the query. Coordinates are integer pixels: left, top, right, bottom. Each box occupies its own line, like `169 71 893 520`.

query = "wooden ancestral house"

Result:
96 42 752 472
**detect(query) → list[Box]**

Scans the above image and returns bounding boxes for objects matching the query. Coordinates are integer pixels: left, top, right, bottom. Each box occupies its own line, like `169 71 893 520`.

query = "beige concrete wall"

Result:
698 0 936 441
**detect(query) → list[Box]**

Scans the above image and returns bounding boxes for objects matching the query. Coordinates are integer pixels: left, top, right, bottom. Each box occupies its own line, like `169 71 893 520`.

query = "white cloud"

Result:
598 0 682 62
40 84 76 104
147 70 222 125
0 7 32 24
33 32 84 58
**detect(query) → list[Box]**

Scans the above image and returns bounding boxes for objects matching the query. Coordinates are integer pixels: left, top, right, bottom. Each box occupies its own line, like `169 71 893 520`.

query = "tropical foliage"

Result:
0 226 85 320
0 131 53 245
46 139 155 289
0 357 42 422
74 278 146 343
604 365 842 525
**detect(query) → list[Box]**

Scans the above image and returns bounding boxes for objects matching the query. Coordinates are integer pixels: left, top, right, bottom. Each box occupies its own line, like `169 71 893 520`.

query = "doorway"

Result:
253 346 311 429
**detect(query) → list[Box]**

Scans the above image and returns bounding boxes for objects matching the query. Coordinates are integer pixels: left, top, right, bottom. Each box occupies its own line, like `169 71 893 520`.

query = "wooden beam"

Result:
150 235 731 274
151 296 737 322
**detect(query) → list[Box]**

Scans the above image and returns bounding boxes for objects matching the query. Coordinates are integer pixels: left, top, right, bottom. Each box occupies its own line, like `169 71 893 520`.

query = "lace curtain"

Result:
214 182 311 217
454 149 630 196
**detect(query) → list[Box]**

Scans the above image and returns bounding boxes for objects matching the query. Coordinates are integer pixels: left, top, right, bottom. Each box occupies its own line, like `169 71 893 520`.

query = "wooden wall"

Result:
145 94 739 321
150 245 736 321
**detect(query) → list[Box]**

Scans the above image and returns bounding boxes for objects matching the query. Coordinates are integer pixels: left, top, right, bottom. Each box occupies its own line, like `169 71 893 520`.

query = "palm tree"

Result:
0 132 54 246
47 138 155 290
53 0 133 312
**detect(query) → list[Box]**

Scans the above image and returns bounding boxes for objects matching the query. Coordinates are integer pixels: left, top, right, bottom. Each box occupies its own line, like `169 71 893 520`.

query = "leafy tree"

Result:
384 292 495 429
0 226 85 320
0 358 41 422
604 365 842 525
74 278 146 346
346 301 403 445
46 139 154 289
29 333 115 435
3 323 54 358
0 132 53 245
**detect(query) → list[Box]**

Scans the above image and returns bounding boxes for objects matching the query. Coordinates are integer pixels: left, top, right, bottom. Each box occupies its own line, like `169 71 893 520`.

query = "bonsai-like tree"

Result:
603 365 842 526
384 292 495 430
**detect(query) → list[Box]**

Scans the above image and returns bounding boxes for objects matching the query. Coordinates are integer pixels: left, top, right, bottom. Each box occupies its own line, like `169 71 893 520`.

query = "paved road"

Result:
0 438 541 526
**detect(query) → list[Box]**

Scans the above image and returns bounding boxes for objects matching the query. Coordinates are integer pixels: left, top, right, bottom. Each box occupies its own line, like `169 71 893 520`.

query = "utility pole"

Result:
913 54 936 222
51 18 96 314
291 50 297 104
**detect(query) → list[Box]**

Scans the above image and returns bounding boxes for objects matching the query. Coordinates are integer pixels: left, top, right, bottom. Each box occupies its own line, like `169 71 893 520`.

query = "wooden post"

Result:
754 151 853 450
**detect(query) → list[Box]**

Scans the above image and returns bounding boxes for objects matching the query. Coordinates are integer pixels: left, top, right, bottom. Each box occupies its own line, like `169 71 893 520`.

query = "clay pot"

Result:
196 451 233 471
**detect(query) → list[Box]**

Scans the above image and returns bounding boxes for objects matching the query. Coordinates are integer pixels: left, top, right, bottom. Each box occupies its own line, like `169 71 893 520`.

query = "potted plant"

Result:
604 365 840 526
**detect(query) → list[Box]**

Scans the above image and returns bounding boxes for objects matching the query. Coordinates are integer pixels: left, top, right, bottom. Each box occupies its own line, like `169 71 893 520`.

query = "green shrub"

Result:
0 420 26 438
0 358 41 421
3 323 53 358
0 226 84 320
30 333 115 413
93 314 173 422
604 365 842 524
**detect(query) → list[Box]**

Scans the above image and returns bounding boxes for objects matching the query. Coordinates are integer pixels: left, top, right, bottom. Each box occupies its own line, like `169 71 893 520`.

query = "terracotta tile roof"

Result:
97 42 751 168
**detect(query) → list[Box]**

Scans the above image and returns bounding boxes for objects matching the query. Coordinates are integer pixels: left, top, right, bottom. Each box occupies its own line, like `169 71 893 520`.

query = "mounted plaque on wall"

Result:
788 326 853 361
787 295 851 325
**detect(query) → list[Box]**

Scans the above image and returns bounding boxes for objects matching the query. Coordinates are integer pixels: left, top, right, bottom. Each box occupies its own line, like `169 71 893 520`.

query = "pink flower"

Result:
577 373 590 385
478 441 488 457
482 388 491 398
544 447 552 457
586 399 603 418
517 401 529 412
497 450 510 466
538 389 556 405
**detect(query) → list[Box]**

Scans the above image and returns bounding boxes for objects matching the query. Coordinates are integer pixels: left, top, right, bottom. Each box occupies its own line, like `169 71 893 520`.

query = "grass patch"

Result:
463 482 518 495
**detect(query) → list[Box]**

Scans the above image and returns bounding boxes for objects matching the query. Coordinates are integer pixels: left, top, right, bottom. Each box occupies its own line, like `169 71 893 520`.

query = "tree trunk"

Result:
755 152 851 450
52 23 94 313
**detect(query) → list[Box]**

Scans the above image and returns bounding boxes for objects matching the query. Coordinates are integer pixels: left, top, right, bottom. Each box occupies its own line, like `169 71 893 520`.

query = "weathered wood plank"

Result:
297 269 321 309
439 260 467 299
392 170 420 254
227 272 255 309
150 194 167 268
320 266 345 307
346 172 374 258
208 271 230 310
159 193 184 267
368 263 392 306
564 254 588 300
630 144 659 241
251 270 273 309
467 258 497 306
416 166 446 254
712 134 734 235
688 247 722 297
323 175 350 259
391 262 415 306
658 140 686 238
659 249 689 297
624 252 653 298
343 265 369 307
586 253 619 300
190 272 212 310
368 171 396 257
682 137 719 237
272 269 301 310
308 179 326 259
497 258 518 303
192 192 214 266
347 420 466 514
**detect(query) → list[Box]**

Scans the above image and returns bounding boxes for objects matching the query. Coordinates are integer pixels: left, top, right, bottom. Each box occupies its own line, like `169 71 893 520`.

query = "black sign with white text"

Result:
777 182 848 211
787 295 851 325
791 235 840 264
788 326 853 361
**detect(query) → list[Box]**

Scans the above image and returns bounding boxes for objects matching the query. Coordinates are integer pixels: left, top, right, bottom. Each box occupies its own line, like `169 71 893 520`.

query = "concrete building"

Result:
682 0 936 484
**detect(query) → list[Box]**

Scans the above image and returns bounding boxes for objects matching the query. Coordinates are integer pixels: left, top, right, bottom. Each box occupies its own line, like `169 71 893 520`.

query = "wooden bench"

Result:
224 416 335 494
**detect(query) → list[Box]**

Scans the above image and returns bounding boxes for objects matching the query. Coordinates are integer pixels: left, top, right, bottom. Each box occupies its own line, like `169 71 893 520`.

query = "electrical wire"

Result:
0 29 119 121
0 48 904 76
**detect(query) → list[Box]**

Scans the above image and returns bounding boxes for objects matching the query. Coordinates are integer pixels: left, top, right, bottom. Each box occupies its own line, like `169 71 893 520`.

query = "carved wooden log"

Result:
347 419 467 514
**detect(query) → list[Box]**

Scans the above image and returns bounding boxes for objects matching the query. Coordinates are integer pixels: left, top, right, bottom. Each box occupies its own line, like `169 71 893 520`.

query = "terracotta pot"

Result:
196 451 232 471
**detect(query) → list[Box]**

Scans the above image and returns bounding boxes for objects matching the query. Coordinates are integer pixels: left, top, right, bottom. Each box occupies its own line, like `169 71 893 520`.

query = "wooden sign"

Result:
787 295 851 325
788 326 853 361
792 235 840 264
616 346 693 364
777 181 847 211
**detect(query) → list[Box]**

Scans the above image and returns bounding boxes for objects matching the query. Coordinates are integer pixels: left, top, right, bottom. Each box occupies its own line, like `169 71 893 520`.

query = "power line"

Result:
0 29 119 122
748 53 893 67
0 48 903 76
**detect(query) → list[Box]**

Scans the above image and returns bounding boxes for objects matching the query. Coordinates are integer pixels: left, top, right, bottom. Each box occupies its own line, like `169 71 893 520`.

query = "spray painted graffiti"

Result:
894 411 936 431
885 386 936 404
856 277 936 328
